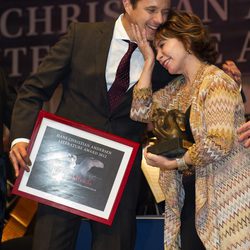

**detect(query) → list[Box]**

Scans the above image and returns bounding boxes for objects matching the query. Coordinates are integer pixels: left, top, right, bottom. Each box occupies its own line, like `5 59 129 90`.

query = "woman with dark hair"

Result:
130 10 250 250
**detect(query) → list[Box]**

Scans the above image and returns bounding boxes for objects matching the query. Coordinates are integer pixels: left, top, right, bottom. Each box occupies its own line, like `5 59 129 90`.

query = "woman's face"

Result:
155 37 189 75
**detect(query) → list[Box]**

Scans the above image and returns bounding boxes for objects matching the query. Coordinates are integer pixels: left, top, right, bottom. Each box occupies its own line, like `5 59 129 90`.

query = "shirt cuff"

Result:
11 138 30 149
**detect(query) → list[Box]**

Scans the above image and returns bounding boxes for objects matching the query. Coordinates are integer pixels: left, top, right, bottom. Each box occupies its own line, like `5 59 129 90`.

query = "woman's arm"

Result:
188 75 240 167
131 24 155 89
130 24 155 122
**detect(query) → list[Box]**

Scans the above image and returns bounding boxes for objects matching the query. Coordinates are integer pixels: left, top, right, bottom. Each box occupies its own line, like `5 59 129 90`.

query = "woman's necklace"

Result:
178 62 208 111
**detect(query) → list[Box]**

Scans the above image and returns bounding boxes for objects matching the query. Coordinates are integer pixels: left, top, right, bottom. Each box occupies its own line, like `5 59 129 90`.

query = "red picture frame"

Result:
12 110 139 225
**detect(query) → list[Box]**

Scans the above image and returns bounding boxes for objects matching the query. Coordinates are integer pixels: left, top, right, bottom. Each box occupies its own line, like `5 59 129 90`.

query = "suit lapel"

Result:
94 22 115 113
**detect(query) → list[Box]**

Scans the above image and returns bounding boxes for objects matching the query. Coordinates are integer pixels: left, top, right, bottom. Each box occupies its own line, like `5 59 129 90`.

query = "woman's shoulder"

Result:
202 64 239 91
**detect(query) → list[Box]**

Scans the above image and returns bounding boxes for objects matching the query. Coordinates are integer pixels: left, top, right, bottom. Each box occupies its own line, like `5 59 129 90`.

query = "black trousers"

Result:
31 203 137 250
30 158 142 250
180 174 205 250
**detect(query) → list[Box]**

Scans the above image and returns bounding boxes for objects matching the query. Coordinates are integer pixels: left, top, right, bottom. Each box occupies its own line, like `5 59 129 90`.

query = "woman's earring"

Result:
187 49 192 54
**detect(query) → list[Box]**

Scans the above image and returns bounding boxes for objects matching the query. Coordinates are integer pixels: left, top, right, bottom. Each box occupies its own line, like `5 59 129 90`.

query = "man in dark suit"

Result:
0 67 14 243
8 0 244 249
9 0 172 249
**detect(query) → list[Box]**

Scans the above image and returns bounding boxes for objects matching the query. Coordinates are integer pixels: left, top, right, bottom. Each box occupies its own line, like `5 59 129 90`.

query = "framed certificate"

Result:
13 110 139 225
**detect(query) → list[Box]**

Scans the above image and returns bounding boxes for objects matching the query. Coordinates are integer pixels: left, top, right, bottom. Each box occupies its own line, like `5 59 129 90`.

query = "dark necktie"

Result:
108 41 137 112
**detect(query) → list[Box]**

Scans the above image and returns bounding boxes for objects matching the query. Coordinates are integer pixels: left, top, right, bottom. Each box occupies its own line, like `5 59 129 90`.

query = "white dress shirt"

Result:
106 14 144 91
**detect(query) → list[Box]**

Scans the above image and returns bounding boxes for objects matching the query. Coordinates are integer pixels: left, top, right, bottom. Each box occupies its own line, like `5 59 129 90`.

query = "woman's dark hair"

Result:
154 9 218 64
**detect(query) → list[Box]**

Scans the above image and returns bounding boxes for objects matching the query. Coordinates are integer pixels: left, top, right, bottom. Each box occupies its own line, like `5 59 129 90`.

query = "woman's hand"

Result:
144 147 177 170
131 24 155 64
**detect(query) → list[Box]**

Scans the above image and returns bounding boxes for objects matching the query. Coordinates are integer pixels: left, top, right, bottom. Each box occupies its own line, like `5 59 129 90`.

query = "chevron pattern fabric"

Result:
131 65 250 249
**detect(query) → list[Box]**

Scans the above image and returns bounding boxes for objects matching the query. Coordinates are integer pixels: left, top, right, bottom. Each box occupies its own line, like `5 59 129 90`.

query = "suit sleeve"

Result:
10 23 77 141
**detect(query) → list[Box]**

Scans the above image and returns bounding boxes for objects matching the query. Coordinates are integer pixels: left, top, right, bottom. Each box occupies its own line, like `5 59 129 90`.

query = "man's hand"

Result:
9 142 31 177
237 121 250 148
222 60 242 85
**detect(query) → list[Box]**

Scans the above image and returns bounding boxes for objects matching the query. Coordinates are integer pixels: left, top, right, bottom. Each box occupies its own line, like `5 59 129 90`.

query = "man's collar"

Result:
113 14 130 41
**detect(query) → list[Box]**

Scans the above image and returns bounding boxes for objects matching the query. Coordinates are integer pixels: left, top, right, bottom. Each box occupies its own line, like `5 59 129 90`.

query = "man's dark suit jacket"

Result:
0 68 13 155
11 21 173 208
0 67 15 241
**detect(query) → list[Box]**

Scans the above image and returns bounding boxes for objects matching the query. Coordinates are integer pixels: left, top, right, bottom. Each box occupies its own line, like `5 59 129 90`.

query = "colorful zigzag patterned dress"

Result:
130 64 250 249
